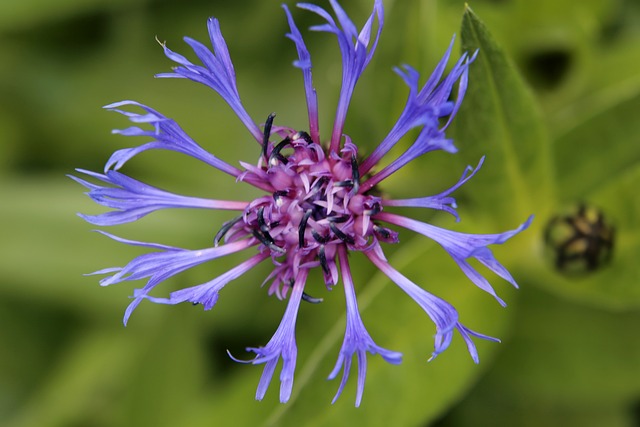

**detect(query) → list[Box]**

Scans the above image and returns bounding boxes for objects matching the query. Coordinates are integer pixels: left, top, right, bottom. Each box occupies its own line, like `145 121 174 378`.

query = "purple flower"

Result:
73 0 532 406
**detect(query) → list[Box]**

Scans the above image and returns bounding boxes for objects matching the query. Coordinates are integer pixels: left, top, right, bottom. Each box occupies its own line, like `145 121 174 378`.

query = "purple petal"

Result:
71 169 248 226
103 102 273 192
88 234 256 324
283 5 319 143
456 322 500 363
441 50 477 131
360 38 476 175
382 156 485 221
241 269 309 403
156 19 263 143
330 246 402 406
90 230 180 251
300 0 384 153
101 238 254 287
136 252 269 310
376 212 533 303
361 126 456 192
104 102 237 173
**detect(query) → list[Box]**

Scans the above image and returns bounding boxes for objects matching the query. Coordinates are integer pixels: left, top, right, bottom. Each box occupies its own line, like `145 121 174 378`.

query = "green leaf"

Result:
553 90 640 202
3 330 135 427
547 36 640 133
453 286 640 412
553 94 640 202
109 316 207 427
455 6 553 223
0 0 136 32
445 393 635 427
3 317 207 427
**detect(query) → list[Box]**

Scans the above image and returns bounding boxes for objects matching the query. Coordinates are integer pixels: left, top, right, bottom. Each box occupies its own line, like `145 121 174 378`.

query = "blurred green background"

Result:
1 0 639 426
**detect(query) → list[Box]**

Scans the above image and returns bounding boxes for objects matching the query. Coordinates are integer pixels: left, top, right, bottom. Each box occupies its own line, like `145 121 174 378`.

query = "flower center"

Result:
257 131 378 264
216 120 397 290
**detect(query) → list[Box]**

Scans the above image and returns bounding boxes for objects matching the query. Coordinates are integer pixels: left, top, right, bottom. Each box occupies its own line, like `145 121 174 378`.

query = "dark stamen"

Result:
257 206 270 234
269 137 291 166
261 228 275 244
311 229 330 244
334 180 354 188
262 113 276 161
296 131 314 145
302 292 323 304
298 209 313 248
308 176 329 197
270 242 286 254
252 228 273 245
252 229 285 254
319 245 330 274
273 190 289 207
330 222 355 244
365 202 382 216
214 215 243 246
327 215 350 224
373 224 390 239
351 154 360 193
273 190 289 199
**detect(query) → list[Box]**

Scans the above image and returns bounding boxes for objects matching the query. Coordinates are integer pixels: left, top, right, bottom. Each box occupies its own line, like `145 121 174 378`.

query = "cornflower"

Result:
72 0 532 406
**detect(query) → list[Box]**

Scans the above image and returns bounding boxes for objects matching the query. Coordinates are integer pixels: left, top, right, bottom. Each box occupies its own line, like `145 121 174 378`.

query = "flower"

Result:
73 0 532 406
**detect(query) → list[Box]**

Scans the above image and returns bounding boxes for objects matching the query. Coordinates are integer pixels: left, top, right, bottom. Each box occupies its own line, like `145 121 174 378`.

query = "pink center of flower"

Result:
218 122 397 295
